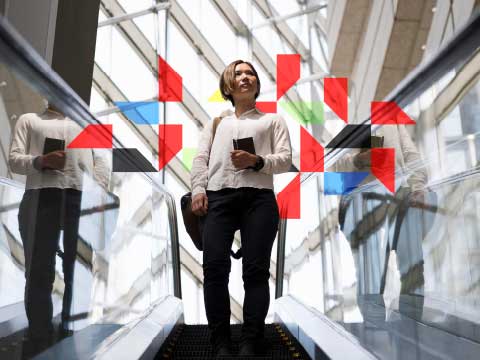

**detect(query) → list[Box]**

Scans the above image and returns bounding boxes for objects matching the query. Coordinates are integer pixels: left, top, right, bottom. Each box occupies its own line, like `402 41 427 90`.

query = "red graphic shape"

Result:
324 77 348 123
371 101 416 125
67 124 113 149
371 148 395 192
158 124 182 170
277 54 300 100
277 174 301 219
158 56 183 102
300 127 324 172
256 101 277 113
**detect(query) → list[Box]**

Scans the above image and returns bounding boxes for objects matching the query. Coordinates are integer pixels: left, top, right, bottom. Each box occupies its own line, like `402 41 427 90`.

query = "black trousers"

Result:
18 188 82 338
201 187 279 347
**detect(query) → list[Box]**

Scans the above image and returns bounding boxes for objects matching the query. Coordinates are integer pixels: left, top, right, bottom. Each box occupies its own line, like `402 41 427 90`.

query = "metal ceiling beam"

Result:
252 0 325 76
98 2 171 27
100 0 210 128
169 0 225 77
251 3 327 30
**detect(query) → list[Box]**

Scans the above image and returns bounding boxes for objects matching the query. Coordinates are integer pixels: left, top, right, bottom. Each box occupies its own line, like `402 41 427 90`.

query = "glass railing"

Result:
0 14 179 359
279 11 480 358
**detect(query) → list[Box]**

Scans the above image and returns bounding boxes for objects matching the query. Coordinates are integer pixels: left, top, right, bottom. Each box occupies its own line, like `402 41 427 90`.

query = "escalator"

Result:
156 324 311 360
0 4 480 360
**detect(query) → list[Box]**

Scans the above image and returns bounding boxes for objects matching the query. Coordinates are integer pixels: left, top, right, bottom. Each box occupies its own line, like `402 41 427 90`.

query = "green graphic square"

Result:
280 101 324 125
182 148 197 171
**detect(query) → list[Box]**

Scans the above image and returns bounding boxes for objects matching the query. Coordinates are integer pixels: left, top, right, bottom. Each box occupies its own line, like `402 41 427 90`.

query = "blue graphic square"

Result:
115 101 160 125
324 172 369 195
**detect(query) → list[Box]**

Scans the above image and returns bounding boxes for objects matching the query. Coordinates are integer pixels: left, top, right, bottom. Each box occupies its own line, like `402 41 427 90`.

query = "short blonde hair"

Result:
219 60 261 106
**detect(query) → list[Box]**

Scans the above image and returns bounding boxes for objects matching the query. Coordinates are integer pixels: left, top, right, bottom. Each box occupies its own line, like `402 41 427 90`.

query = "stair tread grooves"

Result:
156 323 311 360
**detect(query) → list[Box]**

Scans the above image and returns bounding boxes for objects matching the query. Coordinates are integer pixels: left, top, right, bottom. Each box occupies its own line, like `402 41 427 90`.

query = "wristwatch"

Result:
252 155 264 171
33 156 43 171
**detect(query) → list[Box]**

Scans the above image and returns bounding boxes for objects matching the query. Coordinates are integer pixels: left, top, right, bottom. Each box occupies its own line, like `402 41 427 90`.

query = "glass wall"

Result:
282 15 480 357
0 53 175 358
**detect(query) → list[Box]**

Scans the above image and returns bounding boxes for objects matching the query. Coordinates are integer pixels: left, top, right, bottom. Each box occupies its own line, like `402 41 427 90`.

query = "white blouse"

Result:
8 112 110 191
191 108 292 196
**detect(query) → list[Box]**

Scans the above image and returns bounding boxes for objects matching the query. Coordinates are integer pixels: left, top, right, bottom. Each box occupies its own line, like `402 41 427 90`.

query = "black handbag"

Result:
180 191 242 259
180 192 203 250
180 116 222 251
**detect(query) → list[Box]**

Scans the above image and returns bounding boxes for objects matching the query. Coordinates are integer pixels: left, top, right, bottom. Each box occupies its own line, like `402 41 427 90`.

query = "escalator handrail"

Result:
0 15 182 298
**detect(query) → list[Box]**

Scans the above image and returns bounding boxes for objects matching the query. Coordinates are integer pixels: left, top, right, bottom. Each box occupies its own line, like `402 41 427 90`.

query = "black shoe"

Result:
238 342 255 356
216 344 232 357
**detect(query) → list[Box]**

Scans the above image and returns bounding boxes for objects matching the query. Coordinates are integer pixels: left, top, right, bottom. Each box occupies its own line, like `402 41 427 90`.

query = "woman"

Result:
190 60 292 357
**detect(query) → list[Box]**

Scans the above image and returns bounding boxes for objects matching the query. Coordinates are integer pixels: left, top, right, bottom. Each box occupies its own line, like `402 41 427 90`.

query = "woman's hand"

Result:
192 193 208 216
408 190 426 207
231 150 257 170
353 150 371 168
39 150 66 170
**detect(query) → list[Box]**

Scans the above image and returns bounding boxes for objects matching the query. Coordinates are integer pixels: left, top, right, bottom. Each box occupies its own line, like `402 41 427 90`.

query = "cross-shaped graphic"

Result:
68 54 415 219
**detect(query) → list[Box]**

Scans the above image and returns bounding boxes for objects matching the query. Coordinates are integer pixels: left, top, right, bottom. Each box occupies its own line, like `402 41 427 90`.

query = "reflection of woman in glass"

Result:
337 125 436 319
190 60 292 357
8 105 109 354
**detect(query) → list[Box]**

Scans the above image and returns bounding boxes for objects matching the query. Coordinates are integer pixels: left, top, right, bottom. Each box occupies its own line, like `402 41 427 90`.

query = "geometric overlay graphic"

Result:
371 148 395 192
158 124 182 170
300 126 324 172
277 174 301 219
256 101 277 113
107 57 184 172
114 102 159 125
326 125 371 149
277 54 301 100
182 148 197 171
68 51 409 218
67 124 113 149
280 101 324 125
159 55 183 102
112 148 157 172
324 172 370 195
324 77 348 123
208 89 224 102
371 101 415 125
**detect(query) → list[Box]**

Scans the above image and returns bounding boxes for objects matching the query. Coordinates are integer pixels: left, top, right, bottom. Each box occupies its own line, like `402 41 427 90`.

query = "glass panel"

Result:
0 54 174 359
283 38 480 350
175 0 240 64
94 19 157 101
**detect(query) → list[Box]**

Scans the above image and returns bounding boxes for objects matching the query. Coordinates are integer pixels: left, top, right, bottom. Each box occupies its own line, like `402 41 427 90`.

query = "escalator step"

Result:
156 324 312 359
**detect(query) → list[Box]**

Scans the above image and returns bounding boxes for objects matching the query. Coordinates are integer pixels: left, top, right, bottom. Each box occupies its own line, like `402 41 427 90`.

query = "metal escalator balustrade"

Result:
275 11 480 360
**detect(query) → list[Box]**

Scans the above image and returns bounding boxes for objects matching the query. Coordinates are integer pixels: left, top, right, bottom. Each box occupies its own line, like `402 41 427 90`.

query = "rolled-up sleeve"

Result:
398 125 428 191
191 120 214 196
8 115 38 175
260 115 292 175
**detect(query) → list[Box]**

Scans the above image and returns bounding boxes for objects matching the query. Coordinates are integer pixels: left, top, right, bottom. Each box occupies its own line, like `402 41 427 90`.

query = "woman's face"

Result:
231 63 258 103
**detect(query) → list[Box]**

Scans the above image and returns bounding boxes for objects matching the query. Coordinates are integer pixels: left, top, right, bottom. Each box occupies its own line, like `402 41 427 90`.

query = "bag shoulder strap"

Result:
211 109 233 143
212 116 223 143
